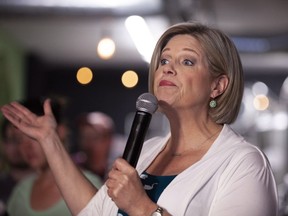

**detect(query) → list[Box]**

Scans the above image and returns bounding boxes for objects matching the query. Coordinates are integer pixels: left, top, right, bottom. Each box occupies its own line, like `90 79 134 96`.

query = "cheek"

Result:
153 70 160 87
177 75 191 93
19 144 28 156
19 141 40 154
5 145 21 158
152 69 163 94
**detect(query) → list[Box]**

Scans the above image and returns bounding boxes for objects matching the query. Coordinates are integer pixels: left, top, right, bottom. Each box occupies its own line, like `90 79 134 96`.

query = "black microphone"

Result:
122 93 158 167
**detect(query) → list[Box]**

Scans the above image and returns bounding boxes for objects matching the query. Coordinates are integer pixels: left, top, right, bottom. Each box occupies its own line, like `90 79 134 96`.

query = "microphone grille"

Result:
136 93 158 114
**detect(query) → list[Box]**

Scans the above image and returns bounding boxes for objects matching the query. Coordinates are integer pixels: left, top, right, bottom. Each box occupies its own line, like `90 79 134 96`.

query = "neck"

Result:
9 168 34 182
36 168 57 185
171 128 221 156
167 122 223 157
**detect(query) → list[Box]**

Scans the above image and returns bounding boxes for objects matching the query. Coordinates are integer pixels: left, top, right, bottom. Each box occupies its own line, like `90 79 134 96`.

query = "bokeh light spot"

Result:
253 94 269 111
121 70 138 88
97 37 116 60
76 67 93 85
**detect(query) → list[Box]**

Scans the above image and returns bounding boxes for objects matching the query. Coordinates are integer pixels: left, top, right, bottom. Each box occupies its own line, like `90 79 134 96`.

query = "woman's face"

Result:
2 125 27 167
16 129 47 170
153 34 213 112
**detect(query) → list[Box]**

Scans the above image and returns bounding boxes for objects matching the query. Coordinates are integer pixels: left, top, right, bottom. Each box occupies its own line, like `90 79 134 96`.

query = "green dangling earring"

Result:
209 99 217 108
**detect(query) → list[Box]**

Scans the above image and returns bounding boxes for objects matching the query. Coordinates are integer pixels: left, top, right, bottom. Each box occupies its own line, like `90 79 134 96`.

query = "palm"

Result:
1 99 57 143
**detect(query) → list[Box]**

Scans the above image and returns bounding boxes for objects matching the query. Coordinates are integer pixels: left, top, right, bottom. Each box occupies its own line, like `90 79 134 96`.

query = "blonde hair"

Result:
148 22 244 124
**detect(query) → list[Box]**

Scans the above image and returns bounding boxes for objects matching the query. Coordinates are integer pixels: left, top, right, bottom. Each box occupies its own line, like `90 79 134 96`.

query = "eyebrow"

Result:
162 47 200 56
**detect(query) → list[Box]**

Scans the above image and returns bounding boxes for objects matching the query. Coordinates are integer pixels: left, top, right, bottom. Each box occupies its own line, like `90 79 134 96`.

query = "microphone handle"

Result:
122 111 152 167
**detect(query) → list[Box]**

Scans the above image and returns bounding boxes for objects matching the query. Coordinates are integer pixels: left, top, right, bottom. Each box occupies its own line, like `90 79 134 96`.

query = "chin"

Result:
26 160 41 169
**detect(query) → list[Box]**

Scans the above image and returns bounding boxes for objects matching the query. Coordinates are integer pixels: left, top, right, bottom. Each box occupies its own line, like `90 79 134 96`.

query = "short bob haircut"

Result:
148 21 244 124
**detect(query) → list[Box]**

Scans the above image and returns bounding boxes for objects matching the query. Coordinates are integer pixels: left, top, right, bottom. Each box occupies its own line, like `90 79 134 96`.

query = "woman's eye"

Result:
183 59 194 66
160 59 169 65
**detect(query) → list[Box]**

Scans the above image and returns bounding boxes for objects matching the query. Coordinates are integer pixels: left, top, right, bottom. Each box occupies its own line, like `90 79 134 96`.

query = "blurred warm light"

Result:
252 81 269 96
255 112 272 131
97 37 116 60
253 94 269 111
121 70 138 88
273 112 288 130
76 67 93 85
125 15 155 63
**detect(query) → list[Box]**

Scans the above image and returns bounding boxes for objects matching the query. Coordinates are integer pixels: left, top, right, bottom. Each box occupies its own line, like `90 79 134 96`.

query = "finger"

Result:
106 178 117 189
113 158 135 175
113 158 127 170
1 108 15 126
106 178 119 198
10 102 31 116
1 104 24 126
106 186 116 200
1 103 36 129
106 179 123 201
43 99 53 116
108 159 129 178
10 102 37 122
107 167 123 181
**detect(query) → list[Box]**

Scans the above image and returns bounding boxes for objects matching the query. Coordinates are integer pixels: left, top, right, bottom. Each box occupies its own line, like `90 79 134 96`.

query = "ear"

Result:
210 75 229 98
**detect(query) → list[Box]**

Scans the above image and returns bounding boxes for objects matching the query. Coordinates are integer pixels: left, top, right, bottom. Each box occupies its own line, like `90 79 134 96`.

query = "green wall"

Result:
0 29 25 108
0 29 25 169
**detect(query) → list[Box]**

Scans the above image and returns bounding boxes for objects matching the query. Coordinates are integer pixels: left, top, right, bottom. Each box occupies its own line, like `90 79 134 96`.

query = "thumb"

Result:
43 99 53 116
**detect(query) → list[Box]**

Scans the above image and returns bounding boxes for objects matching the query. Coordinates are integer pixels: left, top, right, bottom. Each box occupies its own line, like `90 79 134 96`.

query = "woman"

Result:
6 98 103 216
0 118 33 216
1 22 278 216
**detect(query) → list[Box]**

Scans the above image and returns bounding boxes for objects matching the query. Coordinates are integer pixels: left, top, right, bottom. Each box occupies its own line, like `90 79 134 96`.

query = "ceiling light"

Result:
97 37 116 60
125 15 155 63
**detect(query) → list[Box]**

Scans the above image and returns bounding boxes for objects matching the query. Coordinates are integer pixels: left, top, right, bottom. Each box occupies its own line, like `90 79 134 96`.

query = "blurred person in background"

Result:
74 112 125 180
0 118 33 216
6 98 103 216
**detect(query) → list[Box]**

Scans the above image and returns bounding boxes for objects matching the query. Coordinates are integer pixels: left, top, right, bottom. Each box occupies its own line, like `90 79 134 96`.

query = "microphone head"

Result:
136 93 158 114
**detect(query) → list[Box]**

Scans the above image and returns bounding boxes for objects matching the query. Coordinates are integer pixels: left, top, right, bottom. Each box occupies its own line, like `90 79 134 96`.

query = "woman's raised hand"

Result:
1 99 57 143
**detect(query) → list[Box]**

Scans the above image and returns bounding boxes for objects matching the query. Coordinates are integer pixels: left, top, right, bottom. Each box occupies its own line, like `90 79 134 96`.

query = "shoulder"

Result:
230 127 270 165
8 174 36 204
13 174 36 192
229 144 271 172
213 125 274 176
219 125 266 158
217 127 274 182
7 175 36 213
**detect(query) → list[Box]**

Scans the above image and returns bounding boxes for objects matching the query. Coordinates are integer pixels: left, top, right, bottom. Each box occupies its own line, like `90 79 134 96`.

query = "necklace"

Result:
171 130 220 157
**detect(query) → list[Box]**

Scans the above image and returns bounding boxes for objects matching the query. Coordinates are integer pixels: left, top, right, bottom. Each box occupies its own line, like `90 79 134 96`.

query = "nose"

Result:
162 63 176 75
